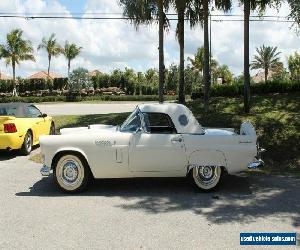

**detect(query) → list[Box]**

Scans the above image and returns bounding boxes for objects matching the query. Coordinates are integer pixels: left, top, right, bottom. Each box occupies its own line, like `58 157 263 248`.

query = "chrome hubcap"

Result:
62 161 78 183
194 166 221 188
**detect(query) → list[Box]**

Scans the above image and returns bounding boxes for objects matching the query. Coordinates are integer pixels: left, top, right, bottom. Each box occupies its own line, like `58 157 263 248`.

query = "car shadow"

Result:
0 146 39 162
15 172 300 226
0 150 20 161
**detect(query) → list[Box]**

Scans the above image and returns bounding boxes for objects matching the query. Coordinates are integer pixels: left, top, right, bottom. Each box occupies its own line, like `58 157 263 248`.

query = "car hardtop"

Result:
137 103 204 134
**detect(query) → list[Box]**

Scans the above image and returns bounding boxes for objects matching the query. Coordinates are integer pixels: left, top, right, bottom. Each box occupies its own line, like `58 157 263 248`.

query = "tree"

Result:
69 68 92 92
119 0 170 103
0 29 35 96
188 47 205 73
63 41 82 79
288 52 300 81
216 65 233 84
190 0 232 112
38 33 62 76
251 45 281 83
288 0 300 26
239 0 282 113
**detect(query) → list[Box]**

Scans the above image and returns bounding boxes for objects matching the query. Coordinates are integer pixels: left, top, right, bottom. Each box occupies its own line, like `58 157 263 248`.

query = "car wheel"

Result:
50 122 56 135
21 131 33 155
192 166 222 192
54 154 91 193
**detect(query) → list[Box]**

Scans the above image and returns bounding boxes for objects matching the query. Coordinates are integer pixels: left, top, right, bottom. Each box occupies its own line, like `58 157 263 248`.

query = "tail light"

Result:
4 123 17 133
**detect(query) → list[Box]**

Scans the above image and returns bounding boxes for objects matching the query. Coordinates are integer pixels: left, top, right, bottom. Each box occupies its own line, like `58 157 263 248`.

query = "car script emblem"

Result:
95 140 112 147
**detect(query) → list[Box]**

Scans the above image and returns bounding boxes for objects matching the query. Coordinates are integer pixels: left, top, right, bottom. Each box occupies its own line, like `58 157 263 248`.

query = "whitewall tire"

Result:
54 154 91 193
192 166 222 191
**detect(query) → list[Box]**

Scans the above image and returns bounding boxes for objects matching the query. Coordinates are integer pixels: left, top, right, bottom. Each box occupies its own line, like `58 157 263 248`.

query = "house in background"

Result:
252 71 275 83
0 72 12 80
88 70 101 77
27 71 63 80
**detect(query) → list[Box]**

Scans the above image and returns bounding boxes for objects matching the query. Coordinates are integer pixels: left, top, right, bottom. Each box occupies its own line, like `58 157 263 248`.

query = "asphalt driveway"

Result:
0 150 299 249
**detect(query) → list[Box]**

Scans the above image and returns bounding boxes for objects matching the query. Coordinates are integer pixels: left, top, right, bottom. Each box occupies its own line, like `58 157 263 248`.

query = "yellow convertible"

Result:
0 103 55 155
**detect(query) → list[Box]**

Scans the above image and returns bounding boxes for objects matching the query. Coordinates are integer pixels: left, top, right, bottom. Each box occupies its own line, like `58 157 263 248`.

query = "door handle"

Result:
171 137 182 143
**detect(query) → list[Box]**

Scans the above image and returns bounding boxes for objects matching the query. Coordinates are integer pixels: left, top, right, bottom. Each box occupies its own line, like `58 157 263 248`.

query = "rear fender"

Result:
187 150 227 174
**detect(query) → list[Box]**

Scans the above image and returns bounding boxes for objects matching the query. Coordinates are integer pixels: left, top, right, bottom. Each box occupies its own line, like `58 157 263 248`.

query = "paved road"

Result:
0 150 299 249
35 102 146 116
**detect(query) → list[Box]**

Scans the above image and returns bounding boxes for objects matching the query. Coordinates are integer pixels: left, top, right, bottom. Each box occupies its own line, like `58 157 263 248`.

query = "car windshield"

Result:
119 108 141 133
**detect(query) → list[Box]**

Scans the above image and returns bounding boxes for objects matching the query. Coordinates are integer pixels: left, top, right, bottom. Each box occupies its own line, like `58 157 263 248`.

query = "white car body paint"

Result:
39 103 259 178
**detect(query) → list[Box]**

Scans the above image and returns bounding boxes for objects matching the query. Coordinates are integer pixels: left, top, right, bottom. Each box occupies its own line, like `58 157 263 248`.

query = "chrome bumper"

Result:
248 159 265 169
40 165 50 176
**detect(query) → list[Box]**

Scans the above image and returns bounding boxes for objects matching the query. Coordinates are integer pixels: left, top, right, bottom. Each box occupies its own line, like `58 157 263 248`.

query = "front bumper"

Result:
40 165 51 176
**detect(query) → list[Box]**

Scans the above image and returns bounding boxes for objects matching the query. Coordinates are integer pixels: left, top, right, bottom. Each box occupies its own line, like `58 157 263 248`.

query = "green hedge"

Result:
192 80 300 99
0 95 178 103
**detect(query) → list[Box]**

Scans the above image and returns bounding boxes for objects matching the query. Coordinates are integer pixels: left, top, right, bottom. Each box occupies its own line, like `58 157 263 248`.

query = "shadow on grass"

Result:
16 173 300 227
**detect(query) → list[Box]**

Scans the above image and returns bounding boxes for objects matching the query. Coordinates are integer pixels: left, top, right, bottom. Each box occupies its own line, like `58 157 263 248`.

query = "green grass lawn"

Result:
52 93 300 174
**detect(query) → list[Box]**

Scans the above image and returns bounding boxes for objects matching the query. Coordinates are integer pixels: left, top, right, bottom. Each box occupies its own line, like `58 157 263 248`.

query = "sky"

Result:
0 0 299 78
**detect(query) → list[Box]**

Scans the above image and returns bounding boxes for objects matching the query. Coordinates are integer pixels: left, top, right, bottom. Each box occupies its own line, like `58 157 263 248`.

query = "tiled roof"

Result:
27 71 63 80
88 70 101 77
0 72 12 80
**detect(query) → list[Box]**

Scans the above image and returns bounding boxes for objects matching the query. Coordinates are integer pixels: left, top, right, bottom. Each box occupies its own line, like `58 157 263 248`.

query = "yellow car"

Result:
0 103 55 155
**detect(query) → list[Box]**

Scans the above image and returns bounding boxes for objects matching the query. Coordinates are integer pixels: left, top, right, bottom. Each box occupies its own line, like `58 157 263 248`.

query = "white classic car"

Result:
40 103 264 193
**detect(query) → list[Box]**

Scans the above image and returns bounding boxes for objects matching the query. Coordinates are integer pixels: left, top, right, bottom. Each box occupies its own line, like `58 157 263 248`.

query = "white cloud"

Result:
0 0 299 78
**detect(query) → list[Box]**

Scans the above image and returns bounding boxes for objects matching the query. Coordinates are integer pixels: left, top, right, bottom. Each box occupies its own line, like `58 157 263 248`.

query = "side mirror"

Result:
42 113 47 118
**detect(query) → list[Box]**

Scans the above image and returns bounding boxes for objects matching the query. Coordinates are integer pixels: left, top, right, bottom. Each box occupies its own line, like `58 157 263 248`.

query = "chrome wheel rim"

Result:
193 166 221 190
56 156 84 191
25 134 32 152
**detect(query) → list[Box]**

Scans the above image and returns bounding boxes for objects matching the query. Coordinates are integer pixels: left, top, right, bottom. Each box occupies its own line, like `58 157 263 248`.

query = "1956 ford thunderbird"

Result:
40 103 264 193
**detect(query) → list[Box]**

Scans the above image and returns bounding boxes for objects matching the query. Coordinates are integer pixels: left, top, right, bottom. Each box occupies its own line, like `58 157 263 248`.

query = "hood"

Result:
60 124 117 135
205 128 236 136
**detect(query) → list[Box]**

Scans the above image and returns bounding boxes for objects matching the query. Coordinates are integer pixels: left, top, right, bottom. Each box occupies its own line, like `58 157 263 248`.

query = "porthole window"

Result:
178 114 189 126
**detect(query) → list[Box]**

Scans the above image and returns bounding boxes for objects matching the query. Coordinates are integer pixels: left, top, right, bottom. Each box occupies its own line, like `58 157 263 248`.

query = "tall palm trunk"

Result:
67 60 71 79
244 0 250 113
203 0 210 113
178 7 185 104
158 0 165 103
48 54 51 76
265 67 268 83
12 61 17 97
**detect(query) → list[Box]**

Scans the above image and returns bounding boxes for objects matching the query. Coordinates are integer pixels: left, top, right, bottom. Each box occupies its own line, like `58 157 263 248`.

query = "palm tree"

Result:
186 1 231 110
0 29 35 96
188 46 218 80
239 0 282 113
119 0 170 103
174 0 186 104
288 0 300 24
38 33 62 77
63 41 82 79
251 45 281 83
188 47 205 72
288 52 300 81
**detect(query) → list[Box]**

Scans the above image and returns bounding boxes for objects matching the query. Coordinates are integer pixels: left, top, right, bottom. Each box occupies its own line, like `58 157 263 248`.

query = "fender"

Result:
51 147 94 176
187 149 227 173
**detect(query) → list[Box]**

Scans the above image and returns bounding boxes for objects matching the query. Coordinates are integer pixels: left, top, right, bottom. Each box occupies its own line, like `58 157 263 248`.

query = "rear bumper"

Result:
0 133 24 150
248 159 265 169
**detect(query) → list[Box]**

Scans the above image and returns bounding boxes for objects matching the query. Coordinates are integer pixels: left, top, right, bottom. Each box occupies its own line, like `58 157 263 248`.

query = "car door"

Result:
129 112 187 172
26 105 46 142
